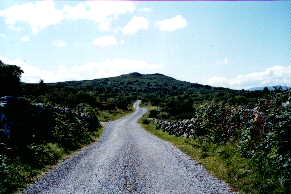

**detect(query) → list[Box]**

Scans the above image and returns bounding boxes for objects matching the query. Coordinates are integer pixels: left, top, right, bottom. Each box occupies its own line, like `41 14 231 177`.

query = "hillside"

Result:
2 62 290 193
248 85 290 91
21 72 267 118
51 72 232 96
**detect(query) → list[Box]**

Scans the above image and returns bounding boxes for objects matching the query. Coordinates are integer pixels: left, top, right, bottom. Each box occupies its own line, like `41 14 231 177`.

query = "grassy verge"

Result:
140 101 151 107
98 108 133 122
139 114 260 194
19 108 133 192
5 107 133 193
4 127 104 194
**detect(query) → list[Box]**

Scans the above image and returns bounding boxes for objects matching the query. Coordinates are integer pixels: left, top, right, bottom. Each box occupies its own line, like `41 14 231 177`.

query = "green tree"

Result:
0 60 24 97
263 87 269 93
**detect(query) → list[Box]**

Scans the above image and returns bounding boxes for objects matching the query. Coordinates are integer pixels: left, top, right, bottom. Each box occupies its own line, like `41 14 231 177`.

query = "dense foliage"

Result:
18 72 265 122
149 92 291 193
0 62 102 193
1 60 290 193
0 60 23 97
42 72 271 120
0 98 101 193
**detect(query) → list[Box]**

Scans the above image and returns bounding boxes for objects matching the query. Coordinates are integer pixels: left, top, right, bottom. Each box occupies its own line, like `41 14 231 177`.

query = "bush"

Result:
148 109 159 118
142 118 150 124
153 92 291 193
238 93 291 193
0 99 101 192
29 143 65 167
0 61 23 97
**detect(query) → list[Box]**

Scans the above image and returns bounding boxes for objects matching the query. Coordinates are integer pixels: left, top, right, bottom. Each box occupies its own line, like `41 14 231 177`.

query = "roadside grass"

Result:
140 101 151 107
4 127 104 194
5 107 132 193
139 113 258 194
98 108 133 122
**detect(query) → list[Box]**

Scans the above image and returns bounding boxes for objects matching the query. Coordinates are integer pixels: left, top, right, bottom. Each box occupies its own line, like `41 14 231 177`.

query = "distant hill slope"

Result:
50 72 233 95
248 85 290 91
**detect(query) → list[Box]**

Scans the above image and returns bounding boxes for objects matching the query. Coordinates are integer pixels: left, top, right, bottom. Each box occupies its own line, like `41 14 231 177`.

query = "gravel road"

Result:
24 101 235 194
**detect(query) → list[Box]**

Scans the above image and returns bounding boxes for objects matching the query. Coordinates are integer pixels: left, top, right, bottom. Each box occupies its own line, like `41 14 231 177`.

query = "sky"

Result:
0 0 290 89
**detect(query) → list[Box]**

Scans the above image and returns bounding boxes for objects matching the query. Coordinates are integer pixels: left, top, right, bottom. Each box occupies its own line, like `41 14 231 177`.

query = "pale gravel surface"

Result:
23 101 235 194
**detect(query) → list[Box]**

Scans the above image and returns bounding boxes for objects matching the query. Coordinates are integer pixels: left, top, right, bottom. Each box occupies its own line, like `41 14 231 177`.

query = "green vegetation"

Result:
98 108 133 122
0 99 103 193
0 60 23 97
1 61 128 193
141 92 291 193
140 120 244 192
1 59 290 193
49 72 269 117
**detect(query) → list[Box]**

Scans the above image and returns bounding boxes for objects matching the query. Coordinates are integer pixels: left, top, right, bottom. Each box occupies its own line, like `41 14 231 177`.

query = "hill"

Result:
248 85 290 91
50 72 232 96
21 71 268 119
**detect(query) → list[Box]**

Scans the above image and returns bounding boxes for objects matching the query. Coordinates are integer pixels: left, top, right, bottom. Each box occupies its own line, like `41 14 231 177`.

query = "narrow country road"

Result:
24 101 234 194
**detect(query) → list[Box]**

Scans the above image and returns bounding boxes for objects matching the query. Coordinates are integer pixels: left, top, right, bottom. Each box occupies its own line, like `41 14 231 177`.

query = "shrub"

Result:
29 143 65 167
0 61 23 97
153 92 291 193
148 109 159 118
142 118 150 124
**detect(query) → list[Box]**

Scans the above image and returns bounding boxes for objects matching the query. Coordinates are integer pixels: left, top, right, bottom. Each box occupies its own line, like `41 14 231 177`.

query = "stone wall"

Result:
151 107 263 141
0 97 100 138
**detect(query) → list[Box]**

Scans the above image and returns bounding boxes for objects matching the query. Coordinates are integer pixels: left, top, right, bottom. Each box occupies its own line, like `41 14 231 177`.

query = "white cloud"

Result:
156 15 187 31
207 66 291 89
20 36 30 42
67 59 162 81
0 56 52 83
0 34 6 38
139 8 152 13
0 1 136 33
0 56 162 83
63 1 135 31
0 0 64 33
92 35 119 47
52 40 67 47
122 16 149 35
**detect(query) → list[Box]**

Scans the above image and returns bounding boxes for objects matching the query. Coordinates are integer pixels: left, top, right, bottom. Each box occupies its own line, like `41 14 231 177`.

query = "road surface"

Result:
24 101 234 194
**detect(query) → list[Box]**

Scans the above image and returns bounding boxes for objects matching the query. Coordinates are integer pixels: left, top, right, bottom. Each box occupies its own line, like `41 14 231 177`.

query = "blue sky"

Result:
0 0 290 89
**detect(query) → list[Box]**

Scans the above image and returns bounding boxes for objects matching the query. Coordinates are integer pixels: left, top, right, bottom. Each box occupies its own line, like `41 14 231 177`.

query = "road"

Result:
24 101 234 194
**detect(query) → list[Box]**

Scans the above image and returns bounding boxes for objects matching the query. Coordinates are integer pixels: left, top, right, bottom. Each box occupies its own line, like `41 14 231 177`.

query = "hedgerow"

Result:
0 99 101 193
152 92 291 193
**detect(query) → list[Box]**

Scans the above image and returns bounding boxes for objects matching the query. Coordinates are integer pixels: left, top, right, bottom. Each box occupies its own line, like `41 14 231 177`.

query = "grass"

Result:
4 107 132 193
2 127 104 194
140 102 151 107
98 108 133 122
139 113 260 194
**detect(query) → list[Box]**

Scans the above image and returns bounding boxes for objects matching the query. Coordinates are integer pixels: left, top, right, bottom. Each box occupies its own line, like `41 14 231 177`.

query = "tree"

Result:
0 60 24 97
38 79 48 94
263 87 269 93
